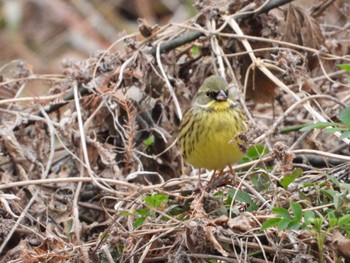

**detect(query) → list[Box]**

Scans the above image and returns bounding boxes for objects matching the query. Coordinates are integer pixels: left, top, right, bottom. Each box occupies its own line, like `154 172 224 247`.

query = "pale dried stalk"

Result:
225 16 350 145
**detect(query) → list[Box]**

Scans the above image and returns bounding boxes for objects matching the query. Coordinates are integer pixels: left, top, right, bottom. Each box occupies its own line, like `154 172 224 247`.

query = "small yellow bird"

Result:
178 75 247 175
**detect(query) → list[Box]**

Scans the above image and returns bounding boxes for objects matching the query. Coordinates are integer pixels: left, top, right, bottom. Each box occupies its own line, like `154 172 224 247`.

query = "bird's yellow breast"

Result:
179 101 246 170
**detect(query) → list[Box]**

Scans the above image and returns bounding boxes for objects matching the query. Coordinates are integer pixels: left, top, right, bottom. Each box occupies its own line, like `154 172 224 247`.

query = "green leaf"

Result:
327 211 336 227
246 145 269 159
250 173 270 191
338 215 350 226
278 219 291 231
247 203 258 212
144 193 168 208
290 202 302 221
340 131 350 139
99 232 109 241
339 182 350 191
334 193 340 208
327 211 336 218
339 64 350 73
272 207 291 220
166 205 189 216
321 189 338 200
329 217 338 229
311 218 323 232
303 211 315 226
214 190 224 197
120 211 133 216
328 176 341 188
261 218 281 230
191 45 200 56
133 217 146 228
136 208 148 216
339 107 350 127
228 188 253 204
323 127 349 134
143 135 155 146
300 122 336 132
341 225 350 234
280 124 309 134
302 182 314 188
279 168 303 188
240 145 269 163
229 206 240 216
215 206 228 216
287 220 301 230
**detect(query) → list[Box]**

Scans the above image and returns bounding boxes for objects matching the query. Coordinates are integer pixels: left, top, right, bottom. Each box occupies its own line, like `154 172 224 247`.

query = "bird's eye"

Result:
206 91 217 98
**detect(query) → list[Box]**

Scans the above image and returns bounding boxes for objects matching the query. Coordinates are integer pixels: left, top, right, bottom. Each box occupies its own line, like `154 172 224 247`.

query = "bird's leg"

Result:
218 169 224 177
228 165 236 184
207 169 218 186
204 169 221 190
195 168 207 202
194 169 209 209
197 168 204 191
206 166 238 190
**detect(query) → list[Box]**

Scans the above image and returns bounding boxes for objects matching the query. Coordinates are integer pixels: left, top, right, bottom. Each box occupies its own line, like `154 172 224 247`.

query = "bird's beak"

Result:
216 90 228 101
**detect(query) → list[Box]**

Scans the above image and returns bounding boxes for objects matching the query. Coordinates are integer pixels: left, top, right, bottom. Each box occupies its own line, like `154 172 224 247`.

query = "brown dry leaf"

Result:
282 4 326 71
211 215 229 225
185 218 208 254
204 225 229 257
190 196 207 218
0 170 15 184
227 215 257 232
273 142 295 171
48 188 74 224
297 230 314 243
319 0 350 56
0 193 20 218
239 16 277 104
332 229 350 260
22 237 70 263
0 127 28 166
0 236 25 262
137 18 158 38
301 78 320 94
0 83 16 100
245 66 276 104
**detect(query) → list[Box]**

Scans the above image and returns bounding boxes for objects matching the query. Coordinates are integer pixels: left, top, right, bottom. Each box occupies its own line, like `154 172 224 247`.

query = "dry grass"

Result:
0 0 350 262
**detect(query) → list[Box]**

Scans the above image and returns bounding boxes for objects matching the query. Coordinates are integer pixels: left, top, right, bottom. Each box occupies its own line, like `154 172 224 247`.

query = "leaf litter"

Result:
0 0 350 262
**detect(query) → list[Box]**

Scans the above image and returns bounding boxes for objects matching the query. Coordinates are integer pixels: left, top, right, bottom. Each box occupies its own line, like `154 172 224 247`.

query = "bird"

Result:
178 75 247 186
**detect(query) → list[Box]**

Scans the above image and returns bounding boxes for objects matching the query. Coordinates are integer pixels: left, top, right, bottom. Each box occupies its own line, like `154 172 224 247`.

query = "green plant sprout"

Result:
300 107 350 139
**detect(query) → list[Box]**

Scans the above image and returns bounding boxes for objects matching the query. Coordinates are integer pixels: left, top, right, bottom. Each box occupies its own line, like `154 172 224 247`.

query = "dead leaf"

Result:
0 193 20 218
211 215 229 225
185 218 208 254
301 78 320 94
273 142 295 171
227 215 257 232
238 16 277 104
204 225 229 257
190 195 208 218
245 66 276 104
282 4 326 71
137 18 158 38
0 127 27 166
332 229 350 260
